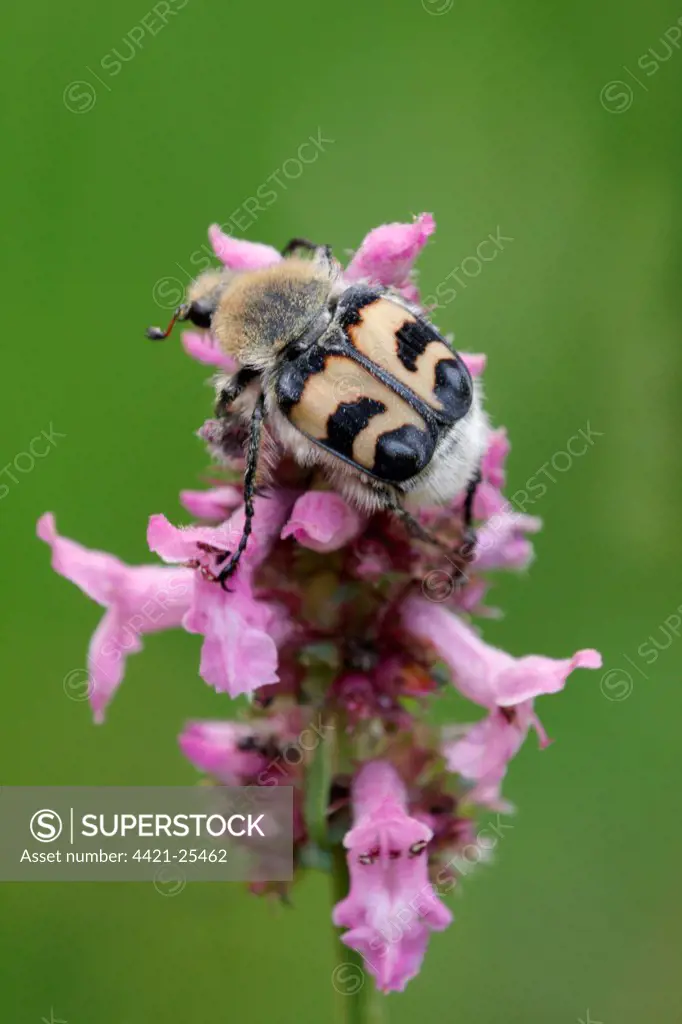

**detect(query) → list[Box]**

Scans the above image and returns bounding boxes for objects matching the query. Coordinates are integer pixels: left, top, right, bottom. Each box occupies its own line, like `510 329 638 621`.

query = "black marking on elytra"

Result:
324 397 386 460
433 357 473 422
395 319 435 372
275 344 328 412
373 423 435 482
334 340 445 430
337 285 383 329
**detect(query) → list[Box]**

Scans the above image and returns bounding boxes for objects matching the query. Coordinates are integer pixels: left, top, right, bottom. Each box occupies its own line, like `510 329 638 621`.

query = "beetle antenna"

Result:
145 304 189 341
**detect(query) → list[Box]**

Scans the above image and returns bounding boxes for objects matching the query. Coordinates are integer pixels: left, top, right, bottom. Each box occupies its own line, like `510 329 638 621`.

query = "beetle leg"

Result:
281 237 320 256
215 368 259 418
443 470 481 586
459 469 480 557
390 504 451 553
385 469 481 588
215 393 265 589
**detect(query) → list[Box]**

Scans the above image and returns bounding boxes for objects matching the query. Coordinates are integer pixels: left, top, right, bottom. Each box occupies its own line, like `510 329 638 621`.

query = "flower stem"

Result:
331 846 388 1024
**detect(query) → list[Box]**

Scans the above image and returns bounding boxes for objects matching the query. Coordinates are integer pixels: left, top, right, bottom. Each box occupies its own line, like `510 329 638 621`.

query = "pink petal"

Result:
152 492 297 700
401 597 509 706
472 428 510 519
198 601 279 696
179 720 265 781
494 649 603 706
333 761 452 993
340 923 432 994
208 224 282 271
38 513 124 605
183 570 289 697
460 352 487 377
402 595 602 709
181 331 235 371
179 486 242 521
481 428 510 488
39 514 193 721
281 491 366 552
466 779 515 813
445 711 527 782
345 214 435 294
87 608 142 724
147 513 242 564
474 512 542 572
149 491 296 572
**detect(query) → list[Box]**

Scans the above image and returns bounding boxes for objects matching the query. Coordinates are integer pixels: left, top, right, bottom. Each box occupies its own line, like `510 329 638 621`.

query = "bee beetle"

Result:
146 239 489 586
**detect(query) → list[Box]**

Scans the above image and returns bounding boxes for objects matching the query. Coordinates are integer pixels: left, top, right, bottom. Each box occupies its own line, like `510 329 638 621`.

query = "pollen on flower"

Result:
37 214 602 995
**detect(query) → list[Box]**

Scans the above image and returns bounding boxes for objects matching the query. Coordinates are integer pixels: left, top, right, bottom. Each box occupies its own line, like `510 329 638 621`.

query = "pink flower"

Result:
181 330 235 371
179 486 242 521
460 352 487 377
444 707 546 794
37 514 192 722
333 761 452 993
481 428 509 490
345 213 436 302
180 716 308 847
208 223 282 271
180 720 269 782
474 428 510 519
473 510 542 572
281 491 366 553
402 596 601 794
39 214 604 995
147 491 296 697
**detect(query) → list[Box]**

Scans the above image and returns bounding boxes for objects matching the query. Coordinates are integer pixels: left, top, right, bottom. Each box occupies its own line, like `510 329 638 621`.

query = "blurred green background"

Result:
2 0 682 1020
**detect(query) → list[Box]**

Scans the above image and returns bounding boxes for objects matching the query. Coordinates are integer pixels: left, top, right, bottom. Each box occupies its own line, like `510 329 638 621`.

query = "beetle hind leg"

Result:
385 470 481 588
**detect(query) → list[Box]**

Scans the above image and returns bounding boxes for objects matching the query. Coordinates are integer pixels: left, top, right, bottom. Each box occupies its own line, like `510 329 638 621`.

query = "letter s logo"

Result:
30 809 63 842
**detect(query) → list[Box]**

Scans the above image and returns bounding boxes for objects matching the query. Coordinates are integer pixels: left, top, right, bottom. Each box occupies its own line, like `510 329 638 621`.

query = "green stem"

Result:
331 847 388 1024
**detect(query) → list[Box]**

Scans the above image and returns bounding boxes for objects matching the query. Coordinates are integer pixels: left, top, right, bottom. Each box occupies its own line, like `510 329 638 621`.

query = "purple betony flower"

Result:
38 215 602 997
37 513 193 723
401 596 601 807
333 760 452 993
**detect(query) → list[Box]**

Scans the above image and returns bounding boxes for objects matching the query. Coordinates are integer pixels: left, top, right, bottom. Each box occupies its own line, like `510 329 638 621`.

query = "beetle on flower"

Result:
39 214 601 1001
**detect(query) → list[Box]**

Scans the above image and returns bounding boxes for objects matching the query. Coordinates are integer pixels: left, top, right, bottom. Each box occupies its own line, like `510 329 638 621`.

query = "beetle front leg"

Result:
214 368 259 418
